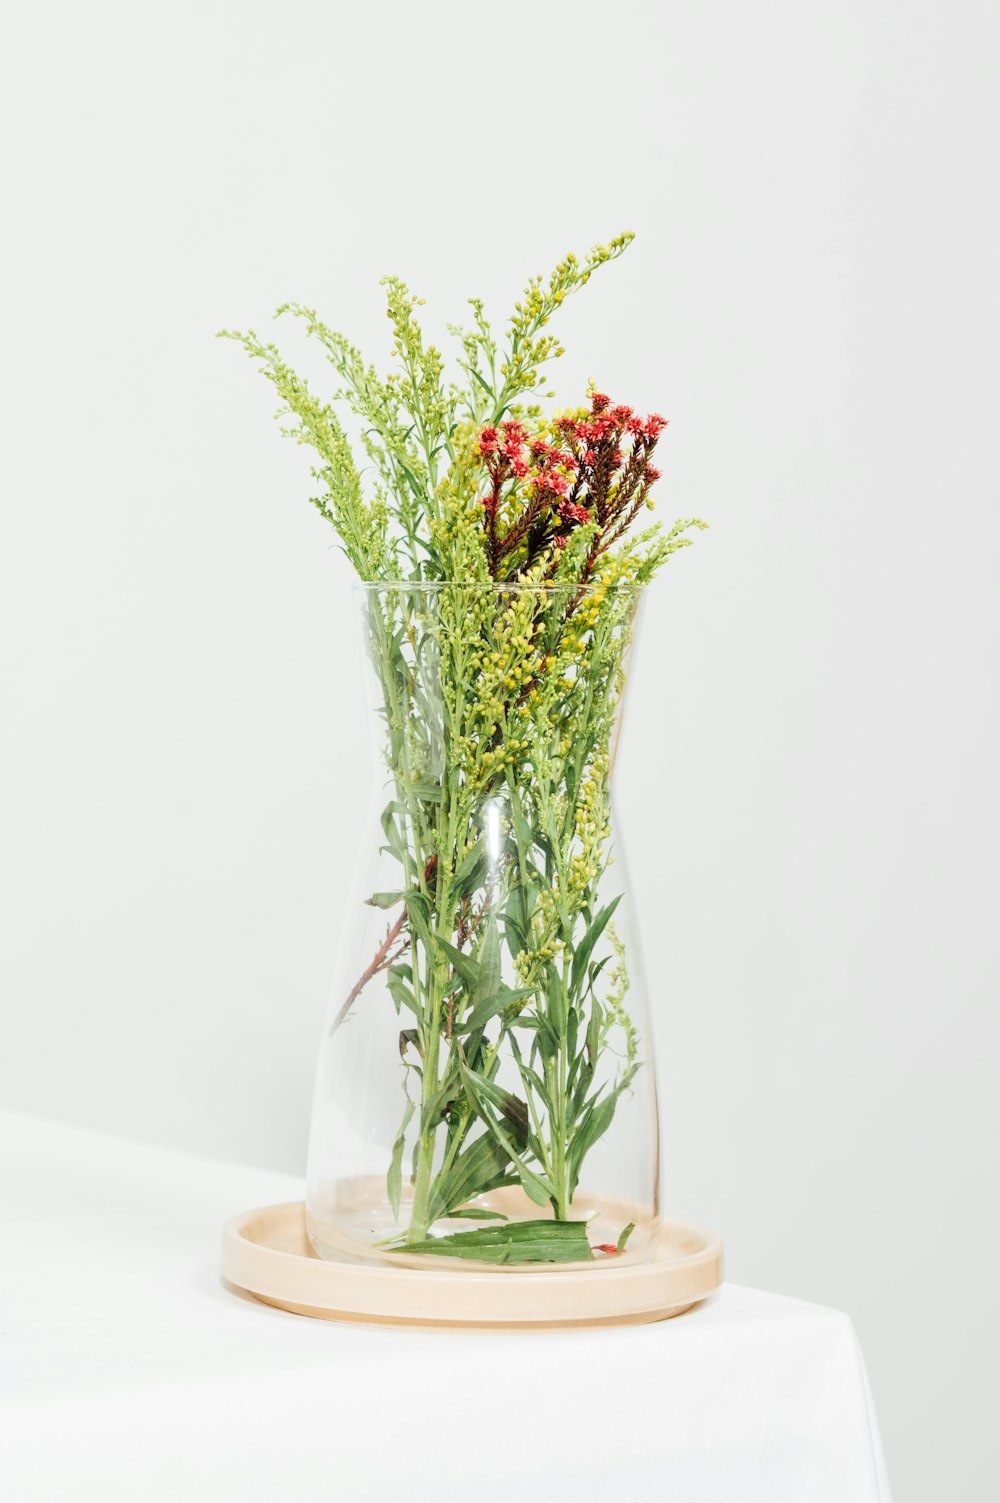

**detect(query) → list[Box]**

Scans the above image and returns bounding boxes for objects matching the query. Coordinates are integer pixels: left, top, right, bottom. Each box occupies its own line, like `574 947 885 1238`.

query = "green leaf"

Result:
513 1055 552 1116
457 1063 529 1146
453 840 486 897
470 368 495 400
444 1208 507 1220
546 962 567 1035
504 773 537 867
502 907 528 959
475 911 502 1008
457 1058 552 1206
428 1132 511 1219
571 896 622 996
397 461 426 500
571 1059 595 1118
532 1009 558 1064
410 778 442 803
387 1099 415 1219
566 1006 579 1065
434 935 480 993
366 890 406 909
568 1093 618 1189
617 1221 636 1254
460 984 534 1036
586 999 603 1068
514 1160 550 1207
587 955 612 991
402 890 433 953
386 965 415 1016
397 1219 593 1264
420 1071 462 1134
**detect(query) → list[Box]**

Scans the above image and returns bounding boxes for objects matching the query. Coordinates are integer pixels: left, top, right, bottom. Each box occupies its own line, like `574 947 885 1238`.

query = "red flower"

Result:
646 465 661 482
577 417 612 442
591 391 610 412
625 415 643 434
583 448 597 466
534 471 570 497
478 426 499 455
558 498 591 525
643 413 668 438
610 405 633 425
553 535 567 549
511 456 529 478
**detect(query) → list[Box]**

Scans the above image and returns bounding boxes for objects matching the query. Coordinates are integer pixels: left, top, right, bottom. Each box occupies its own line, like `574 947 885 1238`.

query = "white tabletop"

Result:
0 1110 891 1502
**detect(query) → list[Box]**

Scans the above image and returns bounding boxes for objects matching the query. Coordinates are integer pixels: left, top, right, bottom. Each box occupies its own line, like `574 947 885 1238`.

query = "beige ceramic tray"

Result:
222 1202 722 1328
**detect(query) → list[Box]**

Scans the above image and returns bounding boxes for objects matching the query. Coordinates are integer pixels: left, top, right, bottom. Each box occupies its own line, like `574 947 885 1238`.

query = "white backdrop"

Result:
2 3 998 1497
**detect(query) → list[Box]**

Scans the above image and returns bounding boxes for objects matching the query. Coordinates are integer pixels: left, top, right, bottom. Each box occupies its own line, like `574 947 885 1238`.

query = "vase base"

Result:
222 1201 722 1328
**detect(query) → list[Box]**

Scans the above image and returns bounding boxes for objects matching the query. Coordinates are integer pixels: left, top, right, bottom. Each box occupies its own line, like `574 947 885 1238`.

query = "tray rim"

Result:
222 1201 723 1328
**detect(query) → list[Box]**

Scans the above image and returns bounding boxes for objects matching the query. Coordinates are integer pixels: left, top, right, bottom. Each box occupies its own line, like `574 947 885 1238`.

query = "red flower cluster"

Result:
534 470 572 498
479 419 529 479
559 498 591 525
558 404 667 450
475 388 667 580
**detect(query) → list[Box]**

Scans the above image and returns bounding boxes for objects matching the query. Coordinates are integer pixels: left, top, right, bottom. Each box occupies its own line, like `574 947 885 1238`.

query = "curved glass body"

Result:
306 582 659 1268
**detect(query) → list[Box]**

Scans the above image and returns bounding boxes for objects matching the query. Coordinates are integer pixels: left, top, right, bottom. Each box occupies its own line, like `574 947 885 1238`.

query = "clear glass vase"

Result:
306 582 659 1268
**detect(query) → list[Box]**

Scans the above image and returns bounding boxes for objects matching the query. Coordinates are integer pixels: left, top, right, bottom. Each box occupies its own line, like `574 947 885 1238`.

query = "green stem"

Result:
550 951 574 1218
407 1021 441 1241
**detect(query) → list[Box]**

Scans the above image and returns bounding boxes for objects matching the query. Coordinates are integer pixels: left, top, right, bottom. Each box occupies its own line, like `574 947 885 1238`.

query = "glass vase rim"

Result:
351 579 647 596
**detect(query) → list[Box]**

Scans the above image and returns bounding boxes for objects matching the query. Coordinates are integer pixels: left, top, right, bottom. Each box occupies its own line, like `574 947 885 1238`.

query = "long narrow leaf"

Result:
398 1219 593 1264
458 1059 552 1206
570 896 622 996
428 1132 511 1220
387 1099 415 1219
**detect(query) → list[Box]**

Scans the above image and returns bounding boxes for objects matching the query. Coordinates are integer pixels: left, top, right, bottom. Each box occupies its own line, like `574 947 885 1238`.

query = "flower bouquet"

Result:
223 234 704 1268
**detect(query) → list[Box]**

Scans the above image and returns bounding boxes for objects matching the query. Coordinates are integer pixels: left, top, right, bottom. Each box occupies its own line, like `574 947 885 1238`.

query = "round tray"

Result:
222 1202 723 1328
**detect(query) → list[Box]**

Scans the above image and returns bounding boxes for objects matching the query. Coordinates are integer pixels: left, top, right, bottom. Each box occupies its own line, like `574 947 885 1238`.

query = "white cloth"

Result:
0 1110 891 1502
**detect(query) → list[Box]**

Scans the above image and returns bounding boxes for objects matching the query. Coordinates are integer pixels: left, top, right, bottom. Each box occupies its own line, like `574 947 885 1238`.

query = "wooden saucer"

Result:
222 1202 722 1328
